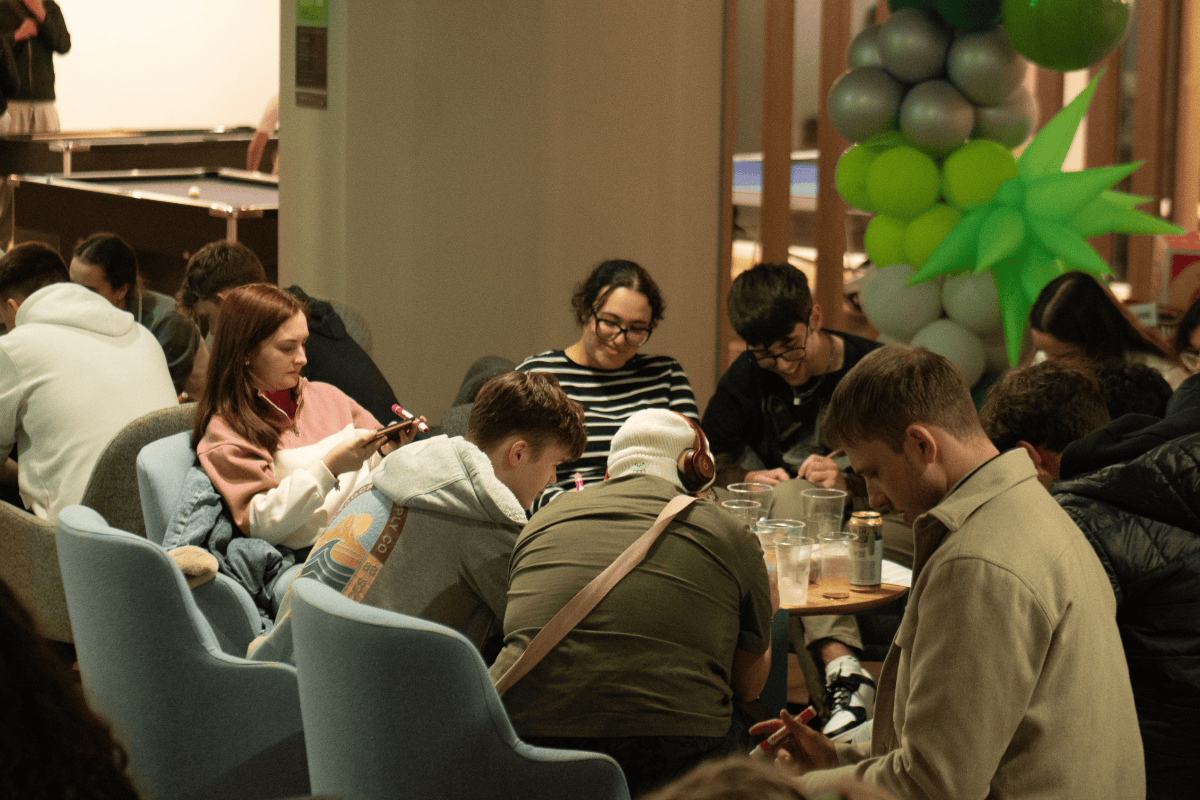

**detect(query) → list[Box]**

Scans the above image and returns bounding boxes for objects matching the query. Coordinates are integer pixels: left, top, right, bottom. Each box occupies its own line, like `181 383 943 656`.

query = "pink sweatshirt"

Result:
198 379 381 549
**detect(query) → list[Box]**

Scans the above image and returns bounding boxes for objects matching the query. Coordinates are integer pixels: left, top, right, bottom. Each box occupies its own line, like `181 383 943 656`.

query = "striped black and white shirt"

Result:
516 350 699 510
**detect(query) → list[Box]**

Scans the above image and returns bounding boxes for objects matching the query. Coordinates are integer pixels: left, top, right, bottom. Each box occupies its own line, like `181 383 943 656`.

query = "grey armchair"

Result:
81 402 196 538
0 500 71 642
56 505 309 800
289 577 630 800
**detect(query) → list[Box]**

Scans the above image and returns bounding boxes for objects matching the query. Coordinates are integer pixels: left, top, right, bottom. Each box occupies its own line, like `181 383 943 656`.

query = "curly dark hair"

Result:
0 577 139 800
980 360 1110 452
570 259 665 330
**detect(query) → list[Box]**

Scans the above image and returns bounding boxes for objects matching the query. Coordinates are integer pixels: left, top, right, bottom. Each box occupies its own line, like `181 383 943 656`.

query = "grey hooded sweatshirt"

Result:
249 434 526 663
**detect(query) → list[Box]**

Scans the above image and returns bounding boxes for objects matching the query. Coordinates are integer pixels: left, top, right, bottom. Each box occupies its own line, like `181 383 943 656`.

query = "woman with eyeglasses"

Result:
517 259 698 509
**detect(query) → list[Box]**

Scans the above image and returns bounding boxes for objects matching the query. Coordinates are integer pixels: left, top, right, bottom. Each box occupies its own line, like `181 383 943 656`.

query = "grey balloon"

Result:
947 26 1029 106
899 79 975 158
879 8 951 84
847 24 883 69
828 66 905 143
974 86 1038 150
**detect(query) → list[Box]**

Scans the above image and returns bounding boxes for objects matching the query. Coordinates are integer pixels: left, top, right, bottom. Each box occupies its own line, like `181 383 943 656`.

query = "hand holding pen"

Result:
748 706 838 774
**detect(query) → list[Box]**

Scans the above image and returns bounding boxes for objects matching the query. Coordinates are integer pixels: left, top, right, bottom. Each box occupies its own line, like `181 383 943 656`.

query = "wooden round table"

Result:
783 582 907 616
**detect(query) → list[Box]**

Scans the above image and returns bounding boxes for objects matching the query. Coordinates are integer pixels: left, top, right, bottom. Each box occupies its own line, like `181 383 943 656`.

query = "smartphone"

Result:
371 419 418 442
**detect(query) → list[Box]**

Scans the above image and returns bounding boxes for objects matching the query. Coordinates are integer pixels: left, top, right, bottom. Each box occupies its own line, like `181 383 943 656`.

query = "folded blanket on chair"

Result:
161 466 298 627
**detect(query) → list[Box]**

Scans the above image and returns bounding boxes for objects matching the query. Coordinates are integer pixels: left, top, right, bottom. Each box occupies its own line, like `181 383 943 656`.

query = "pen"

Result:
391 403 430 434
748 706 816 760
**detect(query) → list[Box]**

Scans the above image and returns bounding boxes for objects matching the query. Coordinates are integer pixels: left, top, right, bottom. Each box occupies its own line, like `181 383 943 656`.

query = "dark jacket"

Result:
1054 434 1200 798
1060 373 1200 480
0 0 69 101
284 285 403 428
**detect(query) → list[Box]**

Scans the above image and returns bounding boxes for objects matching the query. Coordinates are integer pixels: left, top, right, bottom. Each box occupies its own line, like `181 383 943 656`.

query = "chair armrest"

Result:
192 573 264 657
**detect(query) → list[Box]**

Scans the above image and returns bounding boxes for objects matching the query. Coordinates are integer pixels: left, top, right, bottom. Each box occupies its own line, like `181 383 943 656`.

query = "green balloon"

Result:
865 213 909 267
889 0 937 11
904 203 961 269
942 139 1018 211
866 146 940 221
1001 0 1129 72
836 145 879 212
935 0 1001 32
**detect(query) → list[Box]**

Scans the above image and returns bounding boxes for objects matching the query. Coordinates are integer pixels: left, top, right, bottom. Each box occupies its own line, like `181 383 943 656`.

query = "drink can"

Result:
848 511 883 588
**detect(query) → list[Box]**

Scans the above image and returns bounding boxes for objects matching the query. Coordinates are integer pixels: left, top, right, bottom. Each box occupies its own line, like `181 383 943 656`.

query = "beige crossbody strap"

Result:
494 493 697 696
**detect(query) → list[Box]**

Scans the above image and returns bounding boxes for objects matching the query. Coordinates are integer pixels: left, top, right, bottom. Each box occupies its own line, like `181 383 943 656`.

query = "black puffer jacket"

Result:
1054 433 1200 799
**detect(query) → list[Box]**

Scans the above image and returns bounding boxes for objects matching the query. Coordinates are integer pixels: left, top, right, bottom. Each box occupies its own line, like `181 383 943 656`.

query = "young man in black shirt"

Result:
701 262 881 741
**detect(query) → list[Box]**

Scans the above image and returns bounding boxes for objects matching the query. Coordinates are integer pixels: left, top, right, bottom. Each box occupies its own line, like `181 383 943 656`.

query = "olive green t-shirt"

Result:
489 475 772 738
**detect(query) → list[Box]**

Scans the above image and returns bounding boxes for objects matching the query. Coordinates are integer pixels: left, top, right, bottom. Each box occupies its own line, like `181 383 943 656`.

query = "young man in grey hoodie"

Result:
249 370 586 664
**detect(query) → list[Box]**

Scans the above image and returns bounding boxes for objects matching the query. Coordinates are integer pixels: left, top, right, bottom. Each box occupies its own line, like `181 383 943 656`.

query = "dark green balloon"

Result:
1001 0 1130 72
889 0 938 11
935 0 1001 32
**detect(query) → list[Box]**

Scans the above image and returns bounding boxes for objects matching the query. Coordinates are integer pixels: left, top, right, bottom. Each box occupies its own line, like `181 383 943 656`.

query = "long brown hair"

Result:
1030 271 1178 364
192 284 307 451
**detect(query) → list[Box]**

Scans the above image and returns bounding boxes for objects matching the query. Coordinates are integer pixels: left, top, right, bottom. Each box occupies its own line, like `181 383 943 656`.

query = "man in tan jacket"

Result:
757 345 1144 800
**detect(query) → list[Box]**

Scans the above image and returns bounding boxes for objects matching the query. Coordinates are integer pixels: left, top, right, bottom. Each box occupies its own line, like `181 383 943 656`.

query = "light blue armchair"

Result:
288 577 630 800
136 429 197 547
56 505 309 800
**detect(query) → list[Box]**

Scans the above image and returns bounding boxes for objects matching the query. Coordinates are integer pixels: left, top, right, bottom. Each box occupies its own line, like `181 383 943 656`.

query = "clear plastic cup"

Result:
815 531 853 599
802 487 848 540
720 499 763 529
774 530 813 607
753 518 802 575
726 482 773 520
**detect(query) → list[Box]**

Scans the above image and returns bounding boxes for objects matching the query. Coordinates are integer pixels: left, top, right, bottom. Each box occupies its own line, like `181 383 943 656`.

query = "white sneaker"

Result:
822 655 876 743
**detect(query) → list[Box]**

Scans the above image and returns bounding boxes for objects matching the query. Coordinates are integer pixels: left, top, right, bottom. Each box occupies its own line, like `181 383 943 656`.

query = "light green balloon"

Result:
864 213 908 267
904 203 961 269
835 145 879 212
866 146 940 221
942 139 1018 211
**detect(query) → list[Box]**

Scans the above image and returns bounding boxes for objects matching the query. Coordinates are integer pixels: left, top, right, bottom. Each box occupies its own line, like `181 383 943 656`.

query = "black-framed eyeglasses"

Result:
595 316 652 347
748 323 810 369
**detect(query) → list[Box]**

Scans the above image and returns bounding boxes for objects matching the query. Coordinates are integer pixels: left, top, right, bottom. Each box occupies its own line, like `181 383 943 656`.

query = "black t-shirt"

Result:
701 331 882 476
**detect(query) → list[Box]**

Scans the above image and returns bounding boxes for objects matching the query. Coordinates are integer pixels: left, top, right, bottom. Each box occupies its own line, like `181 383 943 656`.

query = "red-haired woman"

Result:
193 284 420 551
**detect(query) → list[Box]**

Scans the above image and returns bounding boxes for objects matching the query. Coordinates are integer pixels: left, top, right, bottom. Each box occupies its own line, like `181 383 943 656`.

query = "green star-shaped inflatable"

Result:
909 72 1184 366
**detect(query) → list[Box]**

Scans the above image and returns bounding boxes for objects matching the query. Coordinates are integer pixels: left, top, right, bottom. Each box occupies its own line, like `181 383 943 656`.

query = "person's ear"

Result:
114 283 130 306
216 289 231 301
905 424 939 464
1018 440 1060 488
506 439 529 469
809 302 823 334
3 296 20 326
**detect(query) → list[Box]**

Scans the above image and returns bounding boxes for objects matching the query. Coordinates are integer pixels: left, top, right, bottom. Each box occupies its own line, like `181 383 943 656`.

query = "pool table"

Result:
0 126 277 176
12 167 278 296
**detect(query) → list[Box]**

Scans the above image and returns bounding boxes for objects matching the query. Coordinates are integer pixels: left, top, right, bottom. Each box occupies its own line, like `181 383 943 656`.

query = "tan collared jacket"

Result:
802 449 1145 800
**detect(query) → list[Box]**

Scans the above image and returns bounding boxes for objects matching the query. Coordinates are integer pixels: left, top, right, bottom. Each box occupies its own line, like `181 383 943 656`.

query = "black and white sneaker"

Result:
822 655 876 743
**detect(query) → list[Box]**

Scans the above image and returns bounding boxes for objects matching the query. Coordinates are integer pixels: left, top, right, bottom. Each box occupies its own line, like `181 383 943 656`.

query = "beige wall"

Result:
279 1 727 423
